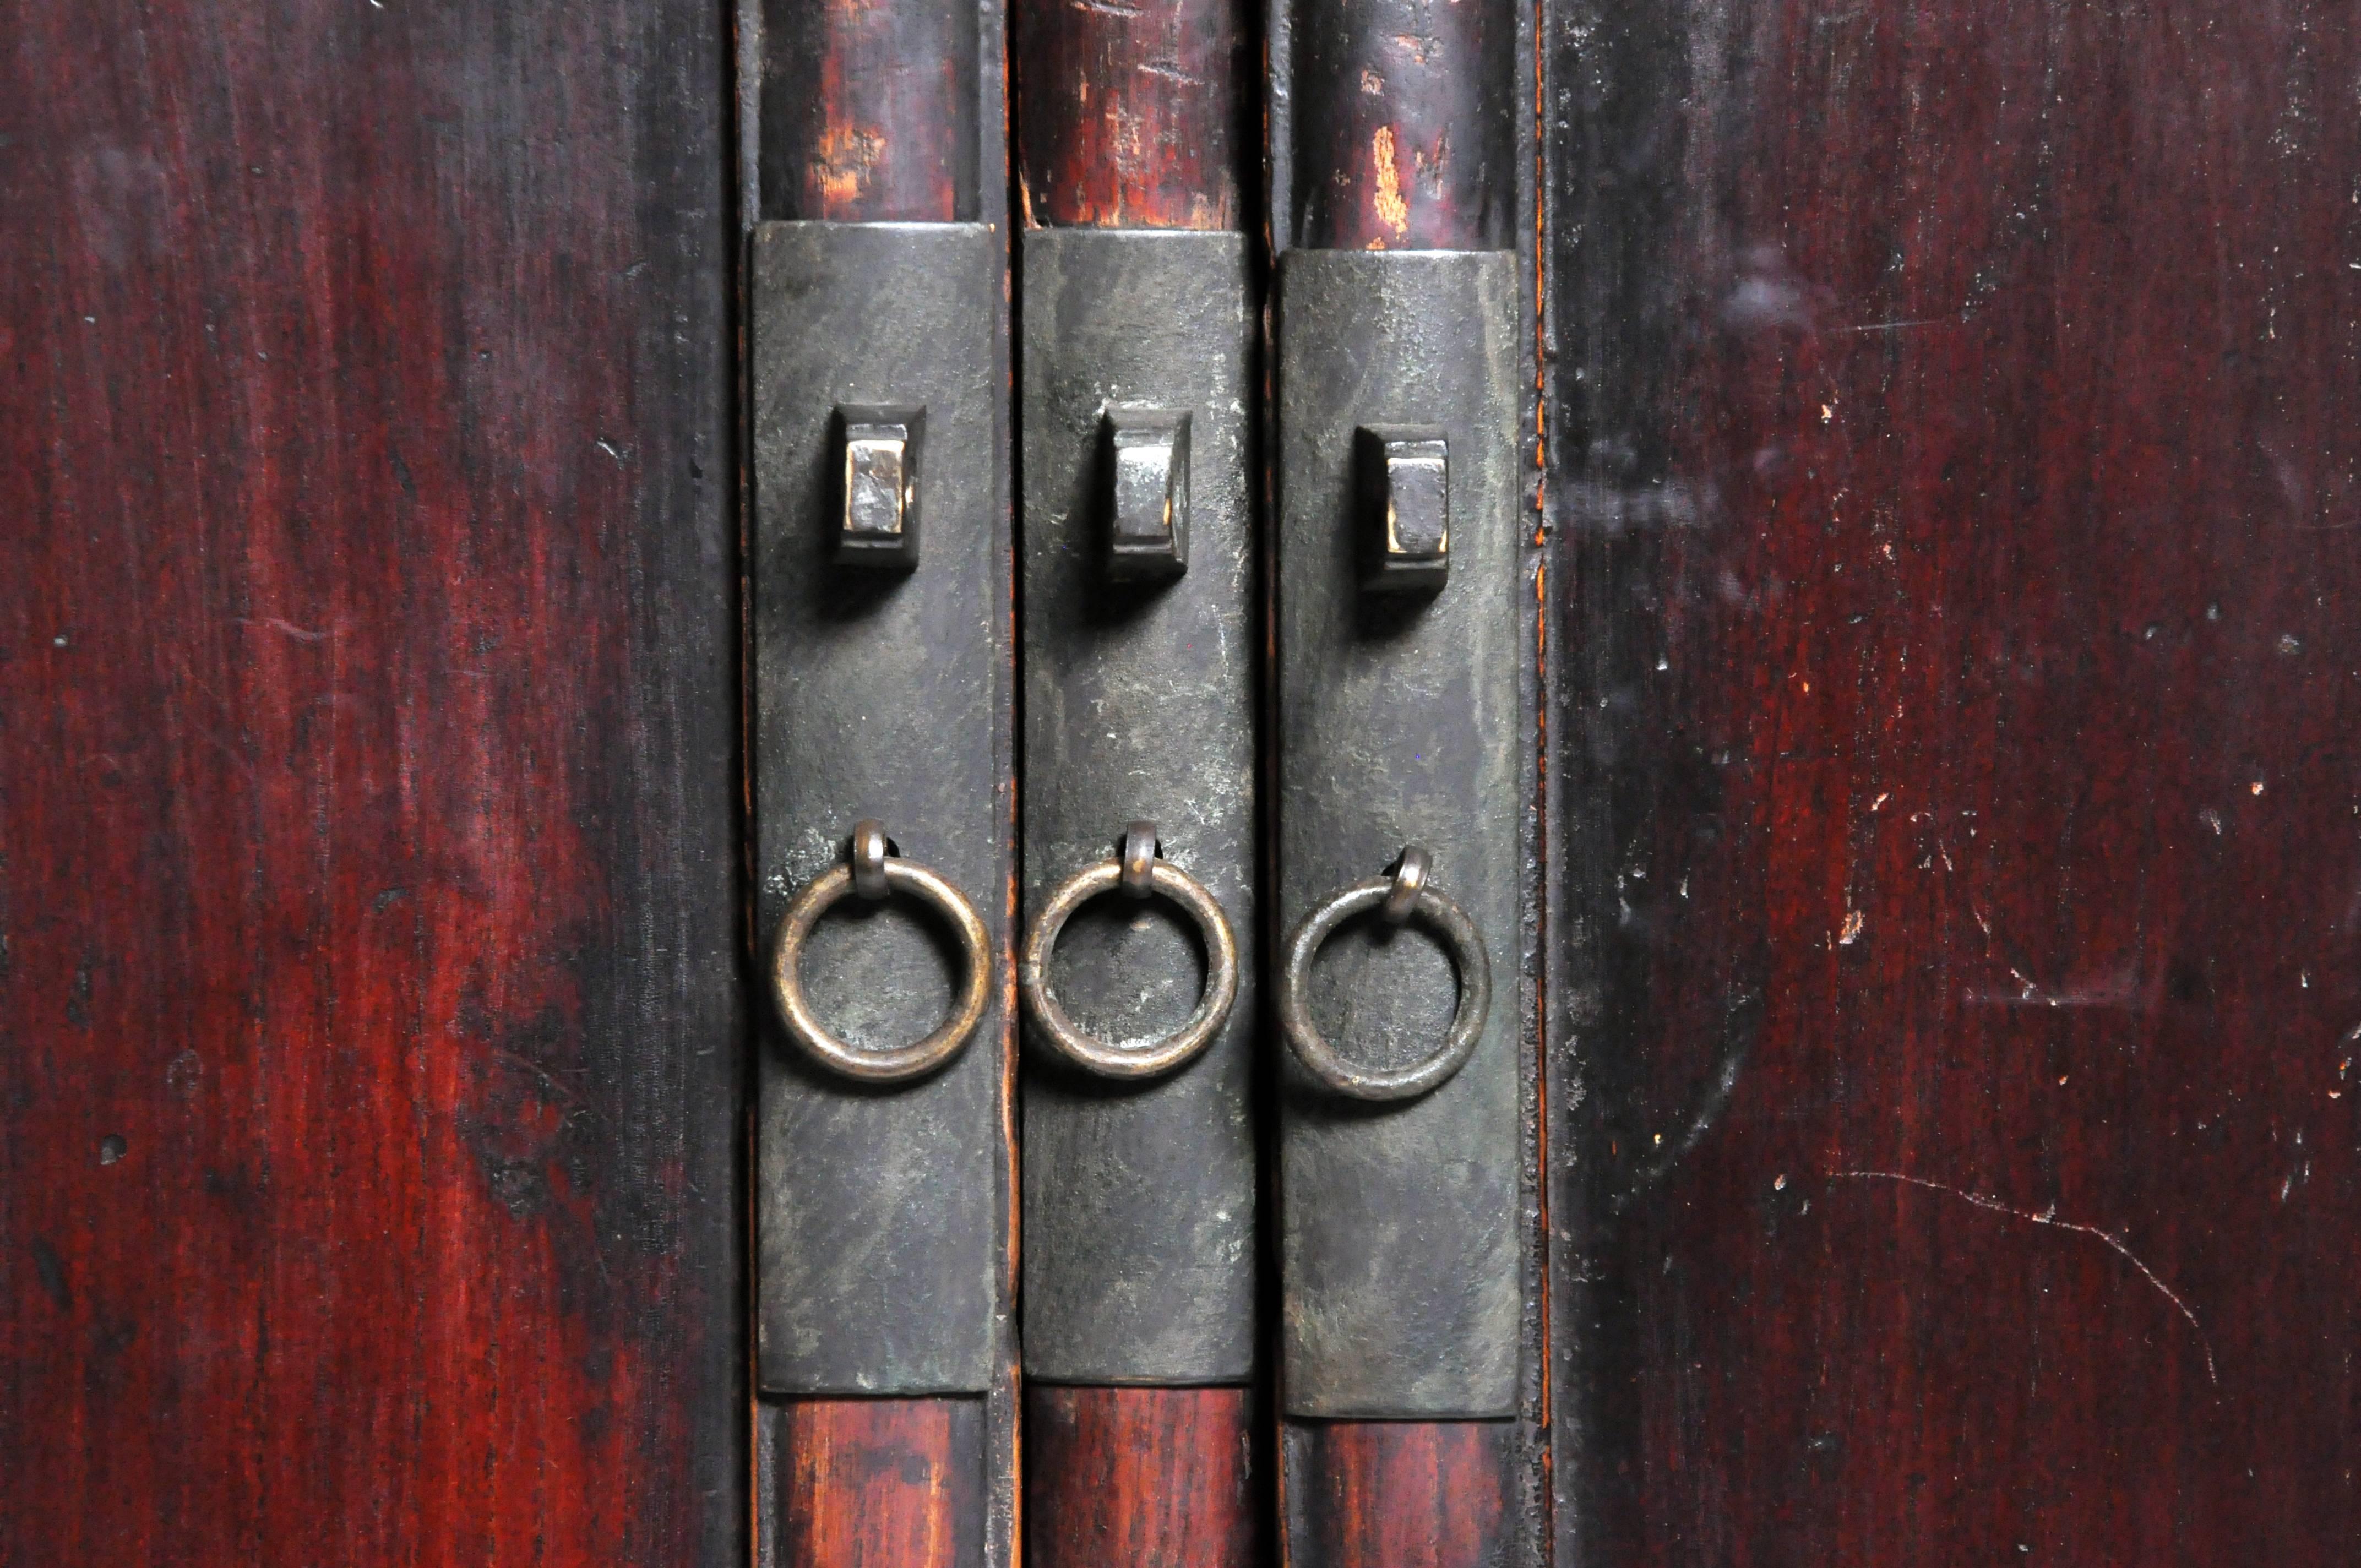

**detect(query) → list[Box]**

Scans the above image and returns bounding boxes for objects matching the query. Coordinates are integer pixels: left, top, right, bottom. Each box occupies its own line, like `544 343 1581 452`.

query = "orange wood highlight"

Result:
761 0 974 221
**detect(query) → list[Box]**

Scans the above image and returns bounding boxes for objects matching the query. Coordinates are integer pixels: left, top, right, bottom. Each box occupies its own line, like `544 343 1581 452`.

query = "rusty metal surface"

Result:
1274 247 1524 1418
750 220 1009 1396
1018 228 1260 1385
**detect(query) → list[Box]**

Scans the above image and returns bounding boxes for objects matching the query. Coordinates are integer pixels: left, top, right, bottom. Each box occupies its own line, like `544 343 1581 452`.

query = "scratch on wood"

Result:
1135 62 1205 88
230 616 333 642
1831 315 1959 334
1829 1169 2218 1385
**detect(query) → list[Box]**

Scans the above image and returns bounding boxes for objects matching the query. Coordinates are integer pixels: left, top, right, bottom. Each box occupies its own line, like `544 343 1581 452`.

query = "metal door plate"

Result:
1275 247 1522 1418
751 220 1009 1396
1018 228 1260 1385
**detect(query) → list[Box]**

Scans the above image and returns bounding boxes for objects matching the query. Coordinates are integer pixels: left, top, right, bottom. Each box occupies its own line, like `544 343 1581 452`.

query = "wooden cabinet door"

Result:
9 3 2357 1566
1 6 743 1563
1546 4 2361 1564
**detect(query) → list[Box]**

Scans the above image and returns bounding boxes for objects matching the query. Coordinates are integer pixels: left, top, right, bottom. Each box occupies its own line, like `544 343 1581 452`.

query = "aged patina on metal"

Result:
750 220 1008 1395
1105 413 1193 580
1275 247 1523 1418
1018 227 1260 1386
1355 426 1452 591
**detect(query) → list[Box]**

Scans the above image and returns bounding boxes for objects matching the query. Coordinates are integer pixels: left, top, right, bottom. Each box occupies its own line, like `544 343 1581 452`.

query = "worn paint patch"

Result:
1370 124 1411 238
812 122 884 207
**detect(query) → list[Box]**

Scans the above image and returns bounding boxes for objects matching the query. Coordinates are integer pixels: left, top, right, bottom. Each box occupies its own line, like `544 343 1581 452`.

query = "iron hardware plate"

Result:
1019 228 1259 1386
751 220 1009 1396
1275 247 1522 1418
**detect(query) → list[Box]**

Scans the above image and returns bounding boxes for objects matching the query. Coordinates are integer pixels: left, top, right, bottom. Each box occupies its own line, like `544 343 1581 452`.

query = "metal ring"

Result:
770 855 993 1085
1018 857 1239 1081
1276 873 1491 1102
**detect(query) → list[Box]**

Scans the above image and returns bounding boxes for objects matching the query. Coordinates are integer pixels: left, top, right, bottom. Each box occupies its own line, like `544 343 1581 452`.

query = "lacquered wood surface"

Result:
0 3 742 1564
760 0 978 220
1552 2 2361 1562
1284 1421 1518 1568
1013 0 1252 228
773 1399 985 1568
1027 1387 1259 1568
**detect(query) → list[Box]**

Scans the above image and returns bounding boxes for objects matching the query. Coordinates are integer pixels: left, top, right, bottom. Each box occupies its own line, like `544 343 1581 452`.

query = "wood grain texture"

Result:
1014 0 1252 228
1283 1420 1517 1568
1026 1387 1259 1568
0 5 741 1565
1551 1 2361 1564
1285 0 1517 249
761 0 979 220
772 1399 985 1568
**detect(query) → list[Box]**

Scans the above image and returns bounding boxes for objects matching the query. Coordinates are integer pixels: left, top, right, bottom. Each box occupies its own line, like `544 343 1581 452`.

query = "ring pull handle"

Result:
769 818 995 1085
1276 844 1492 1102
1019 821 1241 1081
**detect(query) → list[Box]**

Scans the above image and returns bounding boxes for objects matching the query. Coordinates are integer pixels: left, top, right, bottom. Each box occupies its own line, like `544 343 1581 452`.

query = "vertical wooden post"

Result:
1028 1387 1259 1568
1012 4 1266 1568
759 0 980 221
1284 0 1516 251
744 4 1013 1568
1274 0 1535 1564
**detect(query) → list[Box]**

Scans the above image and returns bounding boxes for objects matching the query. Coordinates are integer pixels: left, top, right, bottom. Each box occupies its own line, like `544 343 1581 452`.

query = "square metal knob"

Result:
1356 425 1449 594
1105 409 1191 582
835 405 923 569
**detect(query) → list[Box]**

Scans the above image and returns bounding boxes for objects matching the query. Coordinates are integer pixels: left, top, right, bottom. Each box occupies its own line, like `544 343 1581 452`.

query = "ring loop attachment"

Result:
1277 845 1492 1102
770 821 994 1085
1119 820 1157 899
1019 824 1240 1081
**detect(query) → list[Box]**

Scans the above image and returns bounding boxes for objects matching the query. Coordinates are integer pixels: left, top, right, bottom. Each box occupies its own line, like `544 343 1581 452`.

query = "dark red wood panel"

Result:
1285 1421 1517 1568
1552 2 2361 1564
1027 1386 1259 1568
775 1399 984 1568
0 5 741 1565
1013 0 1252 228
